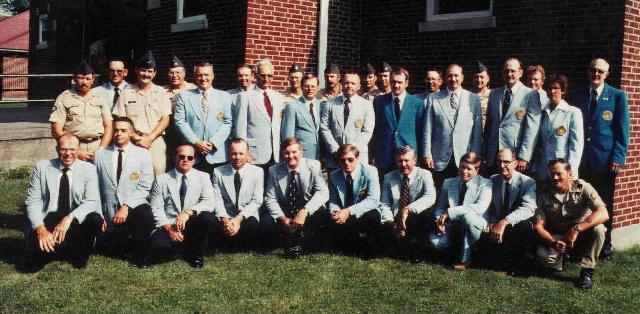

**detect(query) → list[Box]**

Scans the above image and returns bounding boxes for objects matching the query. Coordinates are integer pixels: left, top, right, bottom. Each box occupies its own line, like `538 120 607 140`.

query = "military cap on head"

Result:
360 63 376 76
378 61 393 73
169 55 184 69
324 63 340 74
289 62 303 73
472 61 489 74
137 50 156 69
73 59 94 75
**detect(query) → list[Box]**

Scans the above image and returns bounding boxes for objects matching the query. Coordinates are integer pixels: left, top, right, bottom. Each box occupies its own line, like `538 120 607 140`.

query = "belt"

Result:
79 137 101 144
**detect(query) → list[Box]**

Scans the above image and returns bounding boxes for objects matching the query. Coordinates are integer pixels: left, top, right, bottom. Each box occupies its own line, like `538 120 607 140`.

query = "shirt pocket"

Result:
125 101 142 117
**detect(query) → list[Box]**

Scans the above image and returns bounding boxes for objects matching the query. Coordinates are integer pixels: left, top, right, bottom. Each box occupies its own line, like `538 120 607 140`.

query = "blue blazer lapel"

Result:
334 172 347 207
438 94 455 127
384 95 398 128
190 90 206 123
297 101 316 131
221 170 237 206
103 146 117 187
448 179 460 207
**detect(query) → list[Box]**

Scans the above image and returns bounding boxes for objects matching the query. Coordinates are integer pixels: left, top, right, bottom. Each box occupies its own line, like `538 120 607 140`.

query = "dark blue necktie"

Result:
179 174 187 210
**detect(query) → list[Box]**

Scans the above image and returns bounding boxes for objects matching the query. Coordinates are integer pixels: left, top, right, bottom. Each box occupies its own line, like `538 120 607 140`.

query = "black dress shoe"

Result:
576 268 594 289
600 249 613 261
284 245 303 259
135 257 152 269
70 256 89 269
189 256 204 268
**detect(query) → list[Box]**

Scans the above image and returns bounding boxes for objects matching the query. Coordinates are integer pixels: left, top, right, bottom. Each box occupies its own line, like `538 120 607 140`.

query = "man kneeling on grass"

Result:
24 133 103 270
534 158 608 289
145 144 218 268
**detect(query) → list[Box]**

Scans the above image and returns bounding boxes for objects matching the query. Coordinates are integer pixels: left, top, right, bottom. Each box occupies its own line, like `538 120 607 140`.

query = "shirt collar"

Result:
199 87 212 96
233 163 249 176
108 81 127 91
505 81 522 95
590 84 605 98
344 163 361 180
58 160 76 171
447 88 462 98
175 168 194 180
114 141 132 152
393 91 407 104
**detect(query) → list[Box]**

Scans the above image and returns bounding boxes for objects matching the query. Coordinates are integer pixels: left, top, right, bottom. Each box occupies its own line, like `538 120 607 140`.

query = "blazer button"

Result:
587 138 591 141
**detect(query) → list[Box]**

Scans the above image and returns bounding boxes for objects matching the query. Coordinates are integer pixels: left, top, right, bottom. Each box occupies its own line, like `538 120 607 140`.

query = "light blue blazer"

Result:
320 94 375 168
94 144 154 223
212 163 263 220
174 87 233 164
488 172 536 225
434 175 493 221
235 88 285 165
483 81 542 166
532 100 584 180
328 163 380 218
25 159 101 229
422 89 483 171
281 97 323 160
265 158 329 219
379 167 436 222
149 168 215 228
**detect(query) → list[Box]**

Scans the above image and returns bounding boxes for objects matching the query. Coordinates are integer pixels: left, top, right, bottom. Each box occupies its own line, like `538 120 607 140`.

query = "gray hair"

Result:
255 59 274 73
395 145 416 159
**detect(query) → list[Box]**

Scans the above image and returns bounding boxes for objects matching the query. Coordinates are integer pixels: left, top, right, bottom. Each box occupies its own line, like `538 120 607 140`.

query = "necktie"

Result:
343 98 351 126
234 170 241 211
179 174 187 210
116 149 123 184
345 173 354 207
287 170 299 216
399 174 410 210
202 90 209 120
450 92 459 124
113 87 120 106
501 181 511 218
458 182 467 206
309 101 316 126
502 89 512 120
58 167 71 215
590 89 598 115
264 91 273 120
394 97 401 123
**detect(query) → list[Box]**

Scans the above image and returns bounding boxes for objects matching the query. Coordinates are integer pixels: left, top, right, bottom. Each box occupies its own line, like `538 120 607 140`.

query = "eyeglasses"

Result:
498 159 515 165
177 155 195 161
589 67 606 74
259 73 274 78
109 69 126 75
339 157 356 163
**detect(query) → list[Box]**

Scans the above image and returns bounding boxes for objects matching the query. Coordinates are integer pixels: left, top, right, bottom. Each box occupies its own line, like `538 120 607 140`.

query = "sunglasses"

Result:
589 68 606 74
340 157 356 163
178 155 195 161
109 69 126 75
498 159 515 165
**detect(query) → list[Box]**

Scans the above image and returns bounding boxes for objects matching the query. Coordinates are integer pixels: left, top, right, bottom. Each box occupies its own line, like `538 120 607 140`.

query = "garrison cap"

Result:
73 59 94 75
324 63 340 74
378 61 393 73
137 51 156 69
472 61 489 74
169 55 184 69
289 62 303 73
360 63 376 76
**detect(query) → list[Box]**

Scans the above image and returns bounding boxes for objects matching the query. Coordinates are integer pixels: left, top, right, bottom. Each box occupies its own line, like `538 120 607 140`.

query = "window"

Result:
419 0 496 32
37 14 49 49
171 0 208 33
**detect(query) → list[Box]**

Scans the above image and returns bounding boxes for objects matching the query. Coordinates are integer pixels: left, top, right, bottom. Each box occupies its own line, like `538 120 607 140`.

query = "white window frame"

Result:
171 0 208 33
419 0 496 32
37 14 48 49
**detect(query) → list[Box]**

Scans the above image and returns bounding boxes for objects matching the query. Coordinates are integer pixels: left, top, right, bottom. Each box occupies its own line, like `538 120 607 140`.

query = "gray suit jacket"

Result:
25 159 101 229
265 158 329 219
235 88 285 165
149 168 215 228
94 144 154 223
483 81 542 166
328 163 380 218
380 167 436 222
320 94 375 168
281 97 323 160
423 89 483 171
212 163 263 220
488 171 536 225
435 175 493 221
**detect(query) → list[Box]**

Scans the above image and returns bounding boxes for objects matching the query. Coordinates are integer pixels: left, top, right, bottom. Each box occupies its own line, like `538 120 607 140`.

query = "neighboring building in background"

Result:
0 10 29 100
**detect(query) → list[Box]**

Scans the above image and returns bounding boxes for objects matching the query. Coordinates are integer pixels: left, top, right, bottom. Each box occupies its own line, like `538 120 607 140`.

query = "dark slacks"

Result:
383 210 431 257
212 216 260 250
480 219 535 268
147 211 218 261
99 204 155 257
329 209 383 256
432 158 459 197
581 168 615 253
260 209 331 252
26 212 103 263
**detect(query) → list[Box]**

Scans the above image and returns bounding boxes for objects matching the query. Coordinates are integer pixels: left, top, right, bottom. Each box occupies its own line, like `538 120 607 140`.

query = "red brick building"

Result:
29 0 640 247
0 10 29 100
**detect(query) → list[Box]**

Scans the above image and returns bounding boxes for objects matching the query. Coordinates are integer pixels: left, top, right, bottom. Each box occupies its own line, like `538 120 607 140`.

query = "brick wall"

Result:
360 0 626 94
326 0 361 72
147 0 246 90
244 0 319 91
615 0 640 228
1 56 28 100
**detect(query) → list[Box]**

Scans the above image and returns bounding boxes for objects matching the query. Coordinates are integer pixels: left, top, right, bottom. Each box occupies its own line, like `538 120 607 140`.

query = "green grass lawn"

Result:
0 168 638 313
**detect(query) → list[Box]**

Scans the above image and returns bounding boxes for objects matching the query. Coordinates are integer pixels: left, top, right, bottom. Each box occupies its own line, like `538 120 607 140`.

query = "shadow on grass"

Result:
0 236 30 272
0 212 25 232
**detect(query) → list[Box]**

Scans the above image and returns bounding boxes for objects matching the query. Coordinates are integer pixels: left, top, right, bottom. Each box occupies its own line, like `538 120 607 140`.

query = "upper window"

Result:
37 14 49 49
420 0 496 32
171 0 208 33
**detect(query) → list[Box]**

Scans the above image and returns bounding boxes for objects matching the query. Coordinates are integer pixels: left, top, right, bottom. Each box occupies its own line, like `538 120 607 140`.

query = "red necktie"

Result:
264 91 273 120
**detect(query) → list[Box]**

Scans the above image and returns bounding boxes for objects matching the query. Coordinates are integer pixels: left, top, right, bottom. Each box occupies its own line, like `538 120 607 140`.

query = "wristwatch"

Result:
573 224 582 232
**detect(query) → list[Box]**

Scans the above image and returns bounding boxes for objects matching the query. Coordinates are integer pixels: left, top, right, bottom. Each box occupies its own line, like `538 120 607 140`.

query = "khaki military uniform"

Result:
535 179 607 269
476 88 491 129
49 89 112 152
281 89 303 103
360 87 382 101
315 88 342 101
112 83 172 175
164 82 197 112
